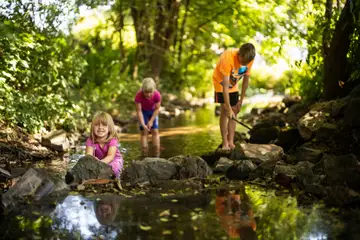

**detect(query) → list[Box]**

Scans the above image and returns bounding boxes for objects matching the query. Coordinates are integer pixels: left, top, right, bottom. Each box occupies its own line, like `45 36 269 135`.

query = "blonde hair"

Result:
142 77 156 93
90 111 117 143
238 43 256 64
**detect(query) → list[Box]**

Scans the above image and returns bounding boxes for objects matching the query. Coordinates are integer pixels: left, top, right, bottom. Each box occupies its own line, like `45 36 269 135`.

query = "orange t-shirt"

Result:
212 48 254 93
215 194 257 238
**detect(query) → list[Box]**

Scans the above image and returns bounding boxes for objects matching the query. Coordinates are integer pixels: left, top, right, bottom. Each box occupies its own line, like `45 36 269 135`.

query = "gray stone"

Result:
226 160 257 180
2 168 55 208
290 146 323 164
65 155 113 184
344 98 360 127
298 110 327 141
0 168 11 178
240 143 284 164
276 128 302 151
213 157 233 173
229 142 246 160
315 123 338 142
249 160 277 179
283 95 301 107
168 155 212 179
331 96 350 117
121 158 178 185
250 126 279 144
42 130 70 152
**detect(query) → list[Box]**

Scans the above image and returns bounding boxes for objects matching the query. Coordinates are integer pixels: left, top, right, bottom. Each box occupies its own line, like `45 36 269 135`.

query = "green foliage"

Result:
1 0 360 132
0 12 86 132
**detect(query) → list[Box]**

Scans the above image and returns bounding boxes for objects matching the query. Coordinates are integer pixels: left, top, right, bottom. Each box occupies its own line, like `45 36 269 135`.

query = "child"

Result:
95 196 121 225
215 185 257 239
135 77 161 156
213 43 256 150
85 111 123 178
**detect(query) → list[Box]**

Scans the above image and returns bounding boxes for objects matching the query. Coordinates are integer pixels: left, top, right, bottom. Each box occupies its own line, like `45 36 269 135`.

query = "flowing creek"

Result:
0 104 354 239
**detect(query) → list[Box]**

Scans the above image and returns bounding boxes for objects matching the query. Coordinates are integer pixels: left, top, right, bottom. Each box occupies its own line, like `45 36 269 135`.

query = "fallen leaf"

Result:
160 218 169 222
140 225 152 231
159 210 170 217
77 184 86 191
162 230 172 235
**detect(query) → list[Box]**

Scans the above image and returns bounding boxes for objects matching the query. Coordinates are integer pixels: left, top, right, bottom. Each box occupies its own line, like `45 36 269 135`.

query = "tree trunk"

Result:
177 0 190 64
322 0 332 58
150 0 180 85
130 0 152 66
323 0 355 100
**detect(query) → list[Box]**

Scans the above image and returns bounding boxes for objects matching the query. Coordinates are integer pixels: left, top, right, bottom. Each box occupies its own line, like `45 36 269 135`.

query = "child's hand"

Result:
147 120 153 129
142 124 150 132
235 99 243 113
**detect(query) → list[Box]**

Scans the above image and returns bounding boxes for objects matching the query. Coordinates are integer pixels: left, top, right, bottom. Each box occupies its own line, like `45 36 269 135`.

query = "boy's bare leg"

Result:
220 104 230 150
151 129 160 157
140 130 149 156
228 106 238 149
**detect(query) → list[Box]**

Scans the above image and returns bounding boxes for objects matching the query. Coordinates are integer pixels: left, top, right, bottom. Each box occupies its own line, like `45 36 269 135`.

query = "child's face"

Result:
238 55 249 66
93 122 109 139
143 91 154 99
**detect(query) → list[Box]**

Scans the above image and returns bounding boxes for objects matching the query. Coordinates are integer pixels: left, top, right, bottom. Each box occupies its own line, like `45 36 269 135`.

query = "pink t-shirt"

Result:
134 90 161 111
85 138 123 178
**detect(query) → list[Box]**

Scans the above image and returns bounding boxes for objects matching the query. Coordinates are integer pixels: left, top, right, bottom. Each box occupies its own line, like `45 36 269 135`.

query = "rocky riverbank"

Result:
2 88 360 209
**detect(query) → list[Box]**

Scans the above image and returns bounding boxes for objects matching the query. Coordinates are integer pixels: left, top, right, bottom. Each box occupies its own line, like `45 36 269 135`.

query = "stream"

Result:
0 104 355 239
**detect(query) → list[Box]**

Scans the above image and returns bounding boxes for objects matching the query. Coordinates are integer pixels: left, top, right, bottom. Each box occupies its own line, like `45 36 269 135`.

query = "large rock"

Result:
239 143 284 164
283 95 301 107
226 160 257 180
213 157 234 173
65 155 113 184
273 161 313 178
42 130 70 152
288 146 323 164
229 142 246 160
276 128 302 151
298 110 327 141
331 96 350 117
249 160 277 179
121 158 177 185
314 123 338 141
1 168 63 208
168 155 212 179
323 154 360 191
249 126 279 144
344 98 360 127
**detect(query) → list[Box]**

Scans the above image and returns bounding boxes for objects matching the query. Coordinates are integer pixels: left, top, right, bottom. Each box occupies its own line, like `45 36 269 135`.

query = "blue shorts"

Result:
140 109 159 130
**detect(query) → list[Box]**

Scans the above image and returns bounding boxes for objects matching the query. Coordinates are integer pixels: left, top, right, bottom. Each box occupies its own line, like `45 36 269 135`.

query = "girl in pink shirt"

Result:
85 111 123 178
135 77 161 156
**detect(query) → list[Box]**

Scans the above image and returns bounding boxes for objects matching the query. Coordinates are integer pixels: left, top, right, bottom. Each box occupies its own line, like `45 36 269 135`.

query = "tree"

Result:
323 0 360 100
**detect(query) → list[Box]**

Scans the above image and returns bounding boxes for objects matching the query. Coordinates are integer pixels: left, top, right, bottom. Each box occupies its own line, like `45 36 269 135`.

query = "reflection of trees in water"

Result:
0 186 338 239
246 185 326 240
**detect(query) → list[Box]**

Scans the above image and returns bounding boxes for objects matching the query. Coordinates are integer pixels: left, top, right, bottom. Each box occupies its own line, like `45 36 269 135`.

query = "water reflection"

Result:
0 184 346 240
215 184 257 239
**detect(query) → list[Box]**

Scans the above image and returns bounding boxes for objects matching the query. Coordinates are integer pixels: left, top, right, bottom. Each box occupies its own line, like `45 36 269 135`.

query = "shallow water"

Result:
0 104 353 239
0 185 344 240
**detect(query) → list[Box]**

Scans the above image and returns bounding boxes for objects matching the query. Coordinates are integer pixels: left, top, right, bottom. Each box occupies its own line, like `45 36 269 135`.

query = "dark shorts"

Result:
139 109 159 130
214 92 239 107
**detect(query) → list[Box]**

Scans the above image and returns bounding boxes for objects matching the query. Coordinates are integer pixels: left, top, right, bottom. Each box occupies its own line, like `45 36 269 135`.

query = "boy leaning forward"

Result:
213 43 256 151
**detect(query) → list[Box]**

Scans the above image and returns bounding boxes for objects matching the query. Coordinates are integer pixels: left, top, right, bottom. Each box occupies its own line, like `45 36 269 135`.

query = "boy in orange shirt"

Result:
213 43 256 150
